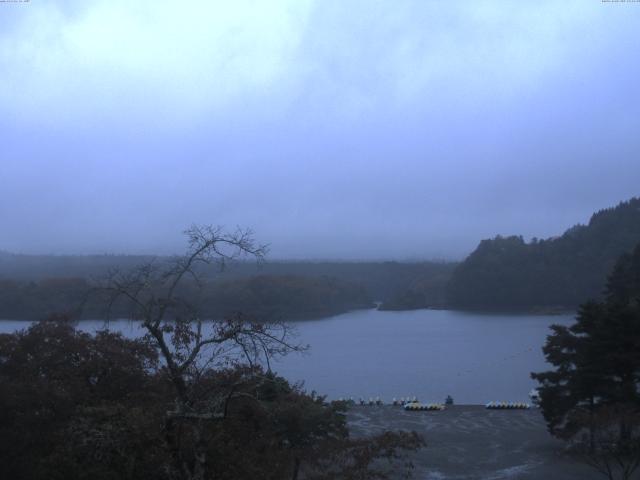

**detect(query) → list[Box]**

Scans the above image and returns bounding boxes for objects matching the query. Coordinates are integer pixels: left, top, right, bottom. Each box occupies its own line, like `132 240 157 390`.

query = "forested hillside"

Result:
377 267 453 310
0 275 373 321
0 255 455 319
447 197 640 309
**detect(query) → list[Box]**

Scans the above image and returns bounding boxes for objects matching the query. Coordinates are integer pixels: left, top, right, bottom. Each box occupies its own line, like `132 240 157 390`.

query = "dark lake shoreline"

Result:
0 304 576 323
378 304 576 316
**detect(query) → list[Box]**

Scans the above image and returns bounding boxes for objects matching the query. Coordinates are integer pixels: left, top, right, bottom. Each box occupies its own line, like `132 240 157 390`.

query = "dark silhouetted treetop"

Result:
448 197 640 309
532 245 640 453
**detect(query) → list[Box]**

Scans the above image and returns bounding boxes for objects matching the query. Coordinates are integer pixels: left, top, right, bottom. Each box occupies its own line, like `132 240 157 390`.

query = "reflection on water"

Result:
0 308 574 404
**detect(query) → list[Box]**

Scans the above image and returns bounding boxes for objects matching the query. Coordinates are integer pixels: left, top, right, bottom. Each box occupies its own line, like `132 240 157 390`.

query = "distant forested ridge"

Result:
0 274 372 321
447 197 640 310
199 275 373 321
377 265 454 310
0 257 456 320
0 255 455 303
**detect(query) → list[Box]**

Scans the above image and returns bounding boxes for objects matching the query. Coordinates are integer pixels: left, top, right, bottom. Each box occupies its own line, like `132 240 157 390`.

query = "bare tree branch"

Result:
95 225 301 480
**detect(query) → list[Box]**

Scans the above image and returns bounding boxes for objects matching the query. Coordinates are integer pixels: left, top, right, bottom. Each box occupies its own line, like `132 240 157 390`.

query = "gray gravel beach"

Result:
347 405 602 480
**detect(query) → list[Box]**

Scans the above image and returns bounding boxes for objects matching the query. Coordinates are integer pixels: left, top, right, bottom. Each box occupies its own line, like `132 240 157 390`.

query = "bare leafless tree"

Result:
98 225 305 480
570 405 640 480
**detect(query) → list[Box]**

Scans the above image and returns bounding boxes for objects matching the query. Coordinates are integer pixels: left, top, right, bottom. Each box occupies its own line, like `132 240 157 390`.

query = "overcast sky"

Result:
1 0 639 260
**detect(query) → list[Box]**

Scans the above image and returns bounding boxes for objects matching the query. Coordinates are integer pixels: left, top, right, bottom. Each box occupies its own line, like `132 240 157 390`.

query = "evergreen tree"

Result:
532 244 640 447
449 197 640 309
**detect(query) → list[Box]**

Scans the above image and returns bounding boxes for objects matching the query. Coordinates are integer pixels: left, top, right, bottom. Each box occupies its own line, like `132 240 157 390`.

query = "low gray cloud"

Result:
1 1 638 259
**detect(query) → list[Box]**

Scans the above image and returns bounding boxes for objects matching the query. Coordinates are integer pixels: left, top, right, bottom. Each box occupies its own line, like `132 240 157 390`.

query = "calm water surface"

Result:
0 309 574 404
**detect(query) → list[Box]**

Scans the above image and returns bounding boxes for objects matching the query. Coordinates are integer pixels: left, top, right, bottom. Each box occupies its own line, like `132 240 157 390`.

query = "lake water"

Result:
0 308 574 404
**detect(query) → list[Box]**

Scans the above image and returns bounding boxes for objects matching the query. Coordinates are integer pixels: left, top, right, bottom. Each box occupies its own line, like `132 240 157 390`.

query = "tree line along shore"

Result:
1 197 639 320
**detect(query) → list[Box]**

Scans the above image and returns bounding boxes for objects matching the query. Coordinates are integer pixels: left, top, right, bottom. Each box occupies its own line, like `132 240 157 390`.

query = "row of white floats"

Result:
336 397 532 411
337 397 384 406
485 401 531 409
337 397 431 406
403 402 446 411
337 397 446 409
